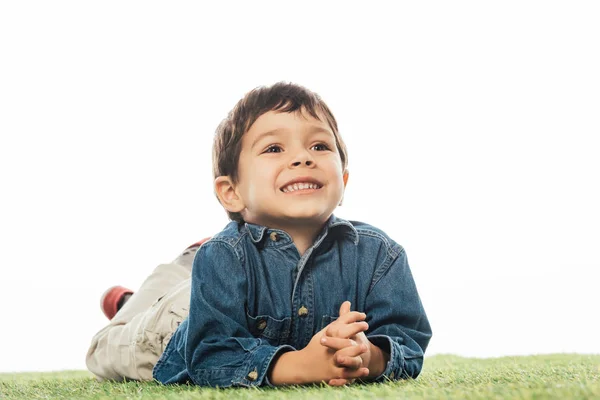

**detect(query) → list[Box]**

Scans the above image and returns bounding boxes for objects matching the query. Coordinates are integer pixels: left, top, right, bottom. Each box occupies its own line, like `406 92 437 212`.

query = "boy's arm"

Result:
363 246 432 381
184 241 294 387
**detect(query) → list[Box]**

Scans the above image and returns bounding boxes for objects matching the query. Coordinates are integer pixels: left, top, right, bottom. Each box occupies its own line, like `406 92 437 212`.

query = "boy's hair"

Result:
213 81 349 223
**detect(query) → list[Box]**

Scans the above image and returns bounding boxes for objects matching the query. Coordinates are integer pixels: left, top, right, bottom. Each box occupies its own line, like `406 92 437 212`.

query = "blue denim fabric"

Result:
153 215 431 387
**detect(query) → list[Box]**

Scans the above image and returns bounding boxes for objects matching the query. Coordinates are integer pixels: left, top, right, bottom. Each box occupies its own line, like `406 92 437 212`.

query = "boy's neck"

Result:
284 224 321 257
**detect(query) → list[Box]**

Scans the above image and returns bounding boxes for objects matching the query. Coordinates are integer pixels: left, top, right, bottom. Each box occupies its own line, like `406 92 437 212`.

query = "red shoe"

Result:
100 285 134 320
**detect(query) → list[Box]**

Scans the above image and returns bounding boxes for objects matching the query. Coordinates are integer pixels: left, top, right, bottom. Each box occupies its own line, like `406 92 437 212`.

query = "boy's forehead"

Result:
246 110 331 137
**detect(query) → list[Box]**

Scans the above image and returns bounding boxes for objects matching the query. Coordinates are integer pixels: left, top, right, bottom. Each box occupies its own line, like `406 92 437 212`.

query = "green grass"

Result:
1 354 599 399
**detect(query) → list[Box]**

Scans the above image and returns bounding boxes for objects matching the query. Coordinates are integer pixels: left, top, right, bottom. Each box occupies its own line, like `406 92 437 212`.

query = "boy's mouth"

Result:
281 182 322 193
280 181 323 193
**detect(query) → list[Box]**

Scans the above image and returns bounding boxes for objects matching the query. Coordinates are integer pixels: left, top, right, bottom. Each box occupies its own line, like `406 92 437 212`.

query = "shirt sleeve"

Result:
184 241 295 387
364 246 432 381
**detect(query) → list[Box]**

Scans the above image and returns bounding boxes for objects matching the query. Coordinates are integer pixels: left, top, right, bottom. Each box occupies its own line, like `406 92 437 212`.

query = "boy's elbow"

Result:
401 356 424 380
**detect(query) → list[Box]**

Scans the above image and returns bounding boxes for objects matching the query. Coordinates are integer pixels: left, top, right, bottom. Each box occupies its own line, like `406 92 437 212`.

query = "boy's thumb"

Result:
339 301 351 315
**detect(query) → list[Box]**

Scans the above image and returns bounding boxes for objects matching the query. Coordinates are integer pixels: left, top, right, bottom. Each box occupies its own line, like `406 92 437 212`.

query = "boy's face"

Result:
229 109 347 229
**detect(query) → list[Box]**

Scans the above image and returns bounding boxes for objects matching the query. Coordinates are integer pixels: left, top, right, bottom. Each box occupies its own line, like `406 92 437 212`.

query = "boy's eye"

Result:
264 145 282 153
312 143 330 151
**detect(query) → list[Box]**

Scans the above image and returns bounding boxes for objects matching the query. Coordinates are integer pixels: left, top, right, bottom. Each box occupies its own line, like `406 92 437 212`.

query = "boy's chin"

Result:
278 209 332 224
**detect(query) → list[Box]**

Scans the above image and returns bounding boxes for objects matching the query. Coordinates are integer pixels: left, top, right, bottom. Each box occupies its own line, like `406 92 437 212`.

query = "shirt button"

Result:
298 306 309 317
257 320 267 330
247 368 258 381
269 232 279 241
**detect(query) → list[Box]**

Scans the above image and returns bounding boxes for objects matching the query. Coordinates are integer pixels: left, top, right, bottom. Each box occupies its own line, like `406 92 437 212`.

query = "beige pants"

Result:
86 246 198 381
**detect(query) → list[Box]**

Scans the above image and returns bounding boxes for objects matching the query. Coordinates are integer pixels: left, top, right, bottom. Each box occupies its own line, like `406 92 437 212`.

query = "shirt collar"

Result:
323 214 360 245
243 214 359 246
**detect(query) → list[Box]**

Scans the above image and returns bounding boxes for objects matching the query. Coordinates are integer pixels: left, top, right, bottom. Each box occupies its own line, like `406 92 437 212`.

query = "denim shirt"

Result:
153 215 432 387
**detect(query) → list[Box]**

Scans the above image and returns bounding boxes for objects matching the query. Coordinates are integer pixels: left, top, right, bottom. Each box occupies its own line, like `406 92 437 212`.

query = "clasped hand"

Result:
301 301 372 386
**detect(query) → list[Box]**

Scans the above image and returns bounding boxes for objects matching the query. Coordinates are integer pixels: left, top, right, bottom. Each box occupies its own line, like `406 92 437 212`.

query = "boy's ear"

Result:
339 170 349 206
215 176 245 213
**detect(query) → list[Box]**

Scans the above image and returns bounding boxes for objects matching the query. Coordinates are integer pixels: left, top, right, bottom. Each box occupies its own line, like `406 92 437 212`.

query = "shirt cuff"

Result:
232 344 296 387
367 334 404 382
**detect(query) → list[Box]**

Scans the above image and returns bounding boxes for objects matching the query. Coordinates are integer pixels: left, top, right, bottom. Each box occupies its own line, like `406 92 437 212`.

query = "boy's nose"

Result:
291 160 313 167
290 150 315 167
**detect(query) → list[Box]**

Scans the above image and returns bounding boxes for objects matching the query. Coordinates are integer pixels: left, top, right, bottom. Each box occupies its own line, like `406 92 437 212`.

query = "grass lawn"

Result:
1 354 599 399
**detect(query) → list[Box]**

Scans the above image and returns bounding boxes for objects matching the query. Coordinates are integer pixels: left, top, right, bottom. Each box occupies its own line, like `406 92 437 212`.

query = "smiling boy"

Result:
86 82 431 387
215 109 347 256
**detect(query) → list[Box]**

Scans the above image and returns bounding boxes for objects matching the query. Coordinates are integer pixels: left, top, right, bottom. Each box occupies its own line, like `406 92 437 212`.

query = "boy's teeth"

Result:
283 182 320 192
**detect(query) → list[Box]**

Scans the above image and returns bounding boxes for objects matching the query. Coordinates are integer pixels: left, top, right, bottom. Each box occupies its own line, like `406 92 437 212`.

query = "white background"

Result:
1 1 599 373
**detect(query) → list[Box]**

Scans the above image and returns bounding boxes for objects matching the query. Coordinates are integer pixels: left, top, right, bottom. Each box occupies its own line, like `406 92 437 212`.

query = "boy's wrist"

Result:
268 349 310 386
367 341 390 379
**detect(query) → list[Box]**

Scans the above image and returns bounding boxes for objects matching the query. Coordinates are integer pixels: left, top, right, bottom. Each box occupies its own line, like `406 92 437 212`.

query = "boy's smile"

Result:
280 176 323 194
231 109 348 231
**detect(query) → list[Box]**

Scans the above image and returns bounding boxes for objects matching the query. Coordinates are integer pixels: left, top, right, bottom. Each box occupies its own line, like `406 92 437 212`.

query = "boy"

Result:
86 82 432 387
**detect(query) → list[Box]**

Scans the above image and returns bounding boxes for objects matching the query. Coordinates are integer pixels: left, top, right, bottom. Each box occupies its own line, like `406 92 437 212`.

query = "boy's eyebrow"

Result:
251 126 334 150
251 129 282 150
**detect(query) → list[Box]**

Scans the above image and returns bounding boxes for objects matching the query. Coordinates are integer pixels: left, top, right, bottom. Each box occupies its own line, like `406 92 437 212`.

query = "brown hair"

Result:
212 82 348 223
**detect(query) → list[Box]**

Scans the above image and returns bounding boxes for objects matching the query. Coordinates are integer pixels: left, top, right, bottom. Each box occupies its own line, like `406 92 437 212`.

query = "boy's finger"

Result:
339 301 351 316
325 321 368 339
337 311 367 325
320 336 358 350
328 378 354 386
325 312 367 337
328 321 368 339
335 343 369 358
335 354 363 370
336 367 370 380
